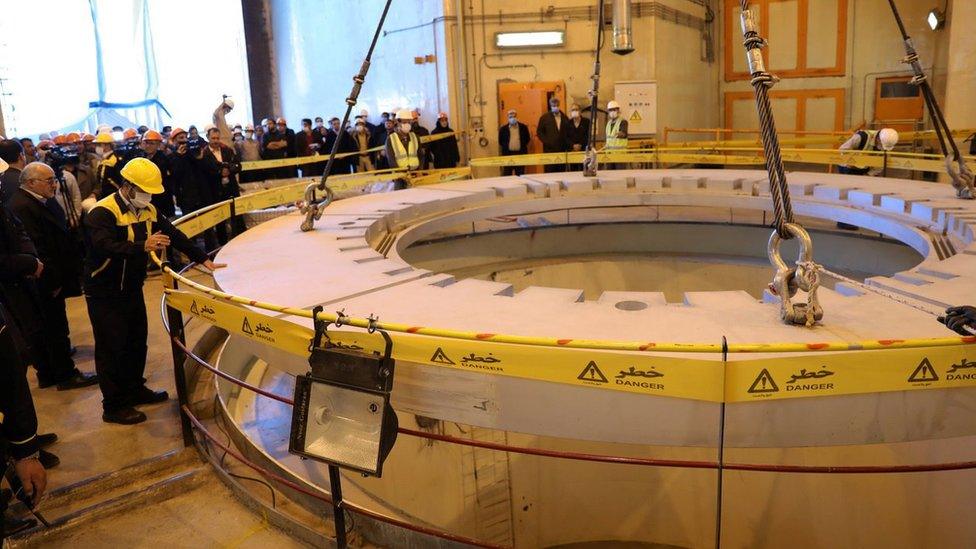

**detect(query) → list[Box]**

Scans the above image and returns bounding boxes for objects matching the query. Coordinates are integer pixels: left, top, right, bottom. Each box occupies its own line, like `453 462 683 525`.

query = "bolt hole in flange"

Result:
615 300 648 311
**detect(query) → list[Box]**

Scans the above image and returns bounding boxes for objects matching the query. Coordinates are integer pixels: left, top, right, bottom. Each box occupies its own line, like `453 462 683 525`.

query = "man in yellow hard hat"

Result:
83 157 225 425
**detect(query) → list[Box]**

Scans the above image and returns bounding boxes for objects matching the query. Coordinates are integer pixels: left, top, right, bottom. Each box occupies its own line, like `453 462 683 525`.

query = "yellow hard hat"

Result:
119 157 164 194
94 132 115 144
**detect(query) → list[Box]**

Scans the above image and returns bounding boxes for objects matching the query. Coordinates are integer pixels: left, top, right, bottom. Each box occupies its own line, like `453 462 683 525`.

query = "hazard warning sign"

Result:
748 368 779 395
908 358 939 385
430 347 455 365
578 361 609 384
629 110 642 122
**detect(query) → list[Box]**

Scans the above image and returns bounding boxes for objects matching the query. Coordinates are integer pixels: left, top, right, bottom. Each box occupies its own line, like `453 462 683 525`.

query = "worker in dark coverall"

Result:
83 158 225 425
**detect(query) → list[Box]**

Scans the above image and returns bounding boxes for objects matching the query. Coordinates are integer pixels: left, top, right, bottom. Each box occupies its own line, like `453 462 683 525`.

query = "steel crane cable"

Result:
739 1 823 326
738 0 794 238
886 0 974 198
300 0 395 232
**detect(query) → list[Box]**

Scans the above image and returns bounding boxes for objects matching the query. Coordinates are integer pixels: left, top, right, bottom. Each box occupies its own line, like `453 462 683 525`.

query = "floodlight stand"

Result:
329 464 348 548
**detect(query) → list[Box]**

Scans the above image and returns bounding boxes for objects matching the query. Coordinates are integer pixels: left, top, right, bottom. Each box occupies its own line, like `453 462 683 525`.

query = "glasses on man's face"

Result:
32 177 57 185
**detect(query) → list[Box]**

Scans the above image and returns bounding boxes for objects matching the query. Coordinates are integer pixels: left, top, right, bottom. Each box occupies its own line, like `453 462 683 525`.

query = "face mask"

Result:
550 106 560 113
508 117 517 125
609 110 619 119
127 189 152 210
570 110 579 118
399 123 412 133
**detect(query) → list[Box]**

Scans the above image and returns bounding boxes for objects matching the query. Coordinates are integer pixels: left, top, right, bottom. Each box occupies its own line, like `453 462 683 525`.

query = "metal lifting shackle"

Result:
767 223 823 326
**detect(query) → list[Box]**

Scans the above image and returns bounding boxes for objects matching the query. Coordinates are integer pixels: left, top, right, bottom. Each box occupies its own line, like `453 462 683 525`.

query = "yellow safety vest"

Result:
606 118 628 149
390 133 420 169
847 130 878 169
88 194 157 278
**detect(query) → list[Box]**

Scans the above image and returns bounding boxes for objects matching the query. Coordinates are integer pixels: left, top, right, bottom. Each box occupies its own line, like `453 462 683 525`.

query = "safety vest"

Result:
606 118 628 150
390 132 420 169
89 193 156 277
847 130 878 169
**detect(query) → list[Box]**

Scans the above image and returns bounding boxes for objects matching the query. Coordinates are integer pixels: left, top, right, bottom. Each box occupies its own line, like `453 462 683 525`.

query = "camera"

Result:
115 141 145 162
186 137 205 154
45 145 79 170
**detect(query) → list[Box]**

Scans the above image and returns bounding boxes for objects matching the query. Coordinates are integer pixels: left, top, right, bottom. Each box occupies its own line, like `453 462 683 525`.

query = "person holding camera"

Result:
83 158 225 425
167 128 218 251
201 126 244 243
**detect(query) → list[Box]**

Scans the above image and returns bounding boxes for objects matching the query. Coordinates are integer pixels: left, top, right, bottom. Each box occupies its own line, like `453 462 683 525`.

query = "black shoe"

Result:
130 387 169 407
102 408 147 425
38 449 60 469
3 514 37 536
36 433 58 450
56 370 99 391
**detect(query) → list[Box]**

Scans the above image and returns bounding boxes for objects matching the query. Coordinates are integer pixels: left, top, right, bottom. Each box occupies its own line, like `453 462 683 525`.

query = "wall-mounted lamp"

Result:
927 8 945 31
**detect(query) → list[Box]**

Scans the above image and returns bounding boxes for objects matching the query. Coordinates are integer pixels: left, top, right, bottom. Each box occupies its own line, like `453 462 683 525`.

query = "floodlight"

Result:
289 329 398 477
495 31 565 48
927 9 945 31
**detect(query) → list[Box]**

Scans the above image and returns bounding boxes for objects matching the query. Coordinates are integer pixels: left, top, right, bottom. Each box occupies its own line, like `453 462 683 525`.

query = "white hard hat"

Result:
203 123 217 134
395 109 413 121
607 100 620 110
223 98 235 110
0 157 7 175
878 128 899 151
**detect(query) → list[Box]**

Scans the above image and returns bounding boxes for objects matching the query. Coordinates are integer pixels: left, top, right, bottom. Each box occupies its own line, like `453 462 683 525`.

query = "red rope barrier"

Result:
171 333 976 476
182 405 506 549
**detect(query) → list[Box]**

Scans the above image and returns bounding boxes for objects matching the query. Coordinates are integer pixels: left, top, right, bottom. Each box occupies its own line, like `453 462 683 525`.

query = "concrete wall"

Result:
720 0 952 131
264 0 450 128
443 0 718 164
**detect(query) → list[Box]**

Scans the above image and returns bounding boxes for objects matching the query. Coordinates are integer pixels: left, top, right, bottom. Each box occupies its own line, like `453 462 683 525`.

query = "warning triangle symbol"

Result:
242 317 254 336
629 110 642 122
748 368 779 393
908 358 939 383
578 361 608 383
190 301 199 315
430 347 455 365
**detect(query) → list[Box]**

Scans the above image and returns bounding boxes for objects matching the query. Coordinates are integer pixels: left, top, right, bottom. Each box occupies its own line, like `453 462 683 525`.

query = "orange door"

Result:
874 76 924 132
498 81 565 174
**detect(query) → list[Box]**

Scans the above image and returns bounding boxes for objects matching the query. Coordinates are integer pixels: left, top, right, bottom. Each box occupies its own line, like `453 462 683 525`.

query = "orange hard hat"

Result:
81 133 95 142
65 132 81 143
37 140 54 149
123 128 138 140
169 127 187 139
53 135 67 145
142 130 163 142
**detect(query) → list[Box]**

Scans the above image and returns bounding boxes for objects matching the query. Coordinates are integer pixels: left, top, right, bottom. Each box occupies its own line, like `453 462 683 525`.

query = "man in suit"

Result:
0 139 27 204
322 117 356 175
536 97 570 173
200 127 244 244
5 163 95 391
565 103 590 171
498 109 530 176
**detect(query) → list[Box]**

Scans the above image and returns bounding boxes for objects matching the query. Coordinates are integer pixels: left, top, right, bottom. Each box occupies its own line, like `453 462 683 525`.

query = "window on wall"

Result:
0 0 251 137
724 0 848 81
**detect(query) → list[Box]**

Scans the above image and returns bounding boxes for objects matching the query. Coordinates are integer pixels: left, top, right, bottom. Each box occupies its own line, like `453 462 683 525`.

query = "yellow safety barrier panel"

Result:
166 290 976 403
240 132 458 172
166 289 724 402
726 345 976 403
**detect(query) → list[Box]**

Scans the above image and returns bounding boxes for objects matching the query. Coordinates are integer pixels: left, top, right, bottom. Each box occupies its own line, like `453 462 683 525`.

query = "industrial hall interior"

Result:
3 0 976 547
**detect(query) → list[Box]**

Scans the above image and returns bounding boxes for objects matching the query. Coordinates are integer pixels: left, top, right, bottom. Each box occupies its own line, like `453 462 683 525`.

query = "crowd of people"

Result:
0 99 463 537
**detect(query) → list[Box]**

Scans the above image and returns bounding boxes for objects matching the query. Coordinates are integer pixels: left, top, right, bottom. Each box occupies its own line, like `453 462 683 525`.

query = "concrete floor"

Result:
15 271 311 547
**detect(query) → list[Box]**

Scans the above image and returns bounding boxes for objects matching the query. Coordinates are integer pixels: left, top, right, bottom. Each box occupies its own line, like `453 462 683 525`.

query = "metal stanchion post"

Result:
163 264 195 448
328 464 348 548
715 335 728 549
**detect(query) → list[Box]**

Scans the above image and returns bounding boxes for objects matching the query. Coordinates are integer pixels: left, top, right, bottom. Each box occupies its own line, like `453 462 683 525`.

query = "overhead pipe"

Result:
611 0 635 55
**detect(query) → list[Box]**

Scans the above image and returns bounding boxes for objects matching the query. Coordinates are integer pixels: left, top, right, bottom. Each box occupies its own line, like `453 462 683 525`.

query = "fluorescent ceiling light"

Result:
495 31 565 48
927 9 945 31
